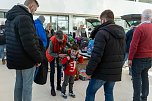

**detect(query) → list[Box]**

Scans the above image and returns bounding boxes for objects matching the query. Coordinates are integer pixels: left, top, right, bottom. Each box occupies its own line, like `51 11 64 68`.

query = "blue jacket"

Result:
34 19 47 48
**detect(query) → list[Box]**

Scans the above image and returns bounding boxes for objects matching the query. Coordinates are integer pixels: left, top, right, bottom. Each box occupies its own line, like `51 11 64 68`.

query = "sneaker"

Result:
51 89 56 96
61 92 67 99
69 92 76 98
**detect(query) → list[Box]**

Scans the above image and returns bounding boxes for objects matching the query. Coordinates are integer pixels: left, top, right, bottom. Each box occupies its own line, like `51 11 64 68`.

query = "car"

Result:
121 14 141 27
86 18 100 28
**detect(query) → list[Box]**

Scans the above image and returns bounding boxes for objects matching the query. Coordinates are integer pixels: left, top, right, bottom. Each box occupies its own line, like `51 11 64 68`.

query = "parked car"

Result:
121 14 141 27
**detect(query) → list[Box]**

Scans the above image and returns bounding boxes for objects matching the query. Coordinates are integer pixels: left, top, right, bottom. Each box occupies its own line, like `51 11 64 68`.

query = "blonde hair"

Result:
46 23 51 28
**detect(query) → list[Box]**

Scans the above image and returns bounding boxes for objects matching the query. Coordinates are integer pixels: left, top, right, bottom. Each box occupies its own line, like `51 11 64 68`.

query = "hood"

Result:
102 24 125 39
34 19 42 25
6 5 31 21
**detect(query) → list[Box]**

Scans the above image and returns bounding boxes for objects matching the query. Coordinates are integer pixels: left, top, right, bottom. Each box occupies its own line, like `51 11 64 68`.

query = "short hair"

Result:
142 9 152 20
24 0 39 7
38 15 45 22
100 10 114 20
56 30 63 40
71 44 79 50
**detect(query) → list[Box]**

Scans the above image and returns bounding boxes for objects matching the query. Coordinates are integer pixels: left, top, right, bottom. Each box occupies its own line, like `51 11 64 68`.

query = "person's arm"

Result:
128 27 141 61
61 56 70 65
77 55 84 63
48 41 58 58
17 16 43 63
35 23 47 48
86 30 108 76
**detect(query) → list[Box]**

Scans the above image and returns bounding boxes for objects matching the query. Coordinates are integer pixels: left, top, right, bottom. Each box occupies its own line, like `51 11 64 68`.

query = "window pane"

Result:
58 16 68 20
58 20 68 34
0 12 4 18
52 16 57 31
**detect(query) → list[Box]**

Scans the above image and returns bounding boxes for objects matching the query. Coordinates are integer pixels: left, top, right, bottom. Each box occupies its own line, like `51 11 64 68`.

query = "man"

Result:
46 30 68 96
34 15 48 85
128 9 152 101
5 0 42 101
125 26 136 76
35 15 47 48
85 10 126 101
0 21 6 65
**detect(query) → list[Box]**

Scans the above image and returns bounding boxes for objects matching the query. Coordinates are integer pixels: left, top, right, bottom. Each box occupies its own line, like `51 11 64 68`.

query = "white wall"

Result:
37 0 104 15
0 0 104 16
1 0 152 17
103 0 152 17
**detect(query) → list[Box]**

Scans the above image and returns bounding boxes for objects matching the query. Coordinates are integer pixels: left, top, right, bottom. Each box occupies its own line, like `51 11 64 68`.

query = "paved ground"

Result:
0 61 152 101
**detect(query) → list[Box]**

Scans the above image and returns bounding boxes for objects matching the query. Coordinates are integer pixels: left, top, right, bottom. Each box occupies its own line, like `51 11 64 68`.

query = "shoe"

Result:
56 85 61 91
69 92 76 98
61 92 67 99
51 89 56 96
2 59 5 65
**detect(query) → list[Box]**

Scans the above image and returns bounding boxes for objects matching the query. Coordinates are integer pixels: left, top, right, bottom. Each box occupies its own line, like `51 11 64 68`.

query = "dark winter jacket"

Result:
0 25 6 45
86 21 126 81
5 5 43 70
126 27 135 53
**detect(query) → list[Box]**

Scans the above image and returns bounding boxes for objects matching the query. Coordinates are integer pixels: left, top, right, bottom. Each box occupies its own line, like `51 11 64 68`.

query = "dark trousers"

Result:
61 74 75 93
50 58 62 89
132 58 152 101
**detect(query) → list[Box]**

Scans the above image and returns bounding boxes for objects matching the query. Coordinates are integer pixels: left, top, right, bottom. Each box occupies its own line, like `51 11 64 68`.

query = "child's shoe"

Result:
61 92 67 99
69 91 76 98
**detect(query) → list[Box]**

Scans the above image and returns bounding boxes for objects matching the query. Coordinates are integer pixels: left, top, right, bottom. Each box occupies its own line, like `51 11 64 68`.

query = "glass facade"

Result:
51 16 69 34
0 12 6 25
0 12 5 18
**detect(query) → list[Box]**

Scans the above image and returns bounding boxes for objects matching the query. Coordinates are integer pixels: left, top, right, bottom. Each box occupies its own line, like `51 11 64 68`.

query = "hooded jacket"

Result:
86 21 126 81
5 5 43 70
34 19 47 48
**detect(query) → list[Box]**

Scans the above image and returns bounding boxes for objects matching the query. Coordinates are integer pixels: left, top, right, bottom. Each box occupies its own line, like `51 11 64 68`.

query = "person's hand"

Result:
86 74 91 78
35 63 41 67
128 60 132 68
77 54 81 58
67 56 70 60
59 54 67 58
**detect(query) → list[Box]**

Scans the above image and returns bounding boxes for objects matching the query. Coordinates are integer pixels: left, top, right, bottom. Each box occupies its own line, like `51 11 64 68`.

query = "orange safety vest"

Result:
46 34 67 62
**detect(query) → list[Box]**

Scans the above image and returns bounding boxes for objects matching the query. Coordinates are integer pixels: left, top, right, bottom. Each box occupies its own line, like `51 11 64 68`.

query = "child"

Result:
61 44 83 99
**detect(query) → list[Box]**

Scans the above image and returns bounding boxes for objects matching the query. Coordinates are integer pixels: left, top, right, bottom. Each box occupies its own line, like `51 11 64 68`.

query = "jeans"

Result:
0 45 5 59
14 67 36 101
131 58 152 101
85 78 115 101
50 58 62 89
61 74 75 93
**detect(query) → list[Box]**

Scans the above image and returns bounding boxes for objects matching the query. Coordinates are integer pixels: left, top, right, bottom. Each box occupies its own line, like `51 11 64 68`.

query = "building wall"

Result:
104 0 152 17
1 0 152 16
1 0 152 33
0 0 104 16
